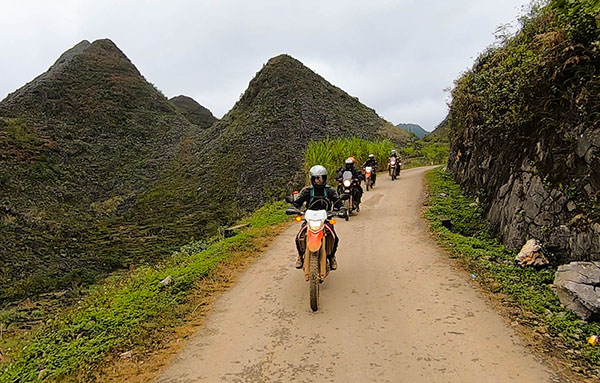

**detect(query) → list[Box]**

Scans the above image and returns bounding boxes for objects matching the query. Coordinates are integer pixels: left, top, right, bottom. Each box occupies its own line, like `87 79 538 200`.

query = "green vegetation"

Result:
0 201 289 383
424 167 600 368
304 136 448 179
304 137 395 181
401 141 449 168
446 0 600 214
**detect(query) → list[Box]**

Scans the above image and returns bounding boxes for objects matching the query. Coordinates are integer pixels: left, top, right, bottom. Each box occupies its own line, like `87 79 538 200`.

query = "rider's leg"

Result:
326 223 339 270
295 225 307 268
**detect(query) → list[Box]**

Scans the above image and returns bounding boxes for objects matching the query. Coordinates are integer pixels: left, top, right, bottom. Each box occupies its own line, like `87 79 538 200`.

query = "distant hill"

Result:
396 123 429 139
169 95 217 129
195 54 413 209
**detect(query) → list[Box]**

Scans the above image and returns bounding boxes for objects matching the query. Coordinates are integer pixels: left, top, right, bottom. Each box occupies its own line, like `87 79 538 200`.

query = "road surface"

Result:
157 166 558 382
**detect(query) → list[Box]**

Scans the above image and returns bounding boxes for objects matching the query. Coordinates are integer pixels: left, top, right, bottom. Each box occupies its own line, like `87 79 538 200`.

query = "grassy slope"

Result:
0 202 289 382
424 167 600 372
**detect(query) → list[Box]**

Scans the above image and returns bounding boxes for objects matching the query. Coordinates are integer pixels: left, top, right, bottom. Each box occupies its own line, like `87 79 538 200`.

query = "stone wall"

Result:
448 124 600 264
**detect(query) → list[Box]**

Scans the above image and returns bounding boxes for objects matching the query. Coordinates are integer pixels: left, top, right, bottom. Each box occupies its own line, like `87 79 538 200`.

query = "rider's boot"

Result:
295 254 303 269
329 256 338 270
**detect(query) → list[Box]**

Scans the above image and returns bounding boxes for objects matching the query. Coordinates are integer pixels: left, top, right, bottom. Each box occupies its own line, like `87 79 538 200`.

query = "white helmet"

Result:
309 165 327 186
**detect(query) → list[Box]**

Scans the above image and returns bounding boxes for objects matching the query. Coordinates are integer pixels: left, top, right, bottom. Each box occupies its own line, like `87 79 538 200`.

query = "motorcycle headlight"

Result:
343 180 351 187
391 160 396 165
308 219 324 232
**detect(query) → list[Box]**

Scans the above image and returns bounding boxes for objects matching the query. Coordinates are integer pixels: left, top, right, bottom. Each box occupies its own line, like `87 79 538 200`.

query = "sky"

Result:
0 0 533 132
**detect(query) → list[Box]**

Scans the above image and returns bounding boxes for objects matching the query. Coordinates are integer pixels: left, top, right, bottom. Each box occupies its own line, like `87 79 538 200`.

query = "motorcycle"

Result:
337 170 361 216
364 166 374 191
389 158 400 181
285 200 347 311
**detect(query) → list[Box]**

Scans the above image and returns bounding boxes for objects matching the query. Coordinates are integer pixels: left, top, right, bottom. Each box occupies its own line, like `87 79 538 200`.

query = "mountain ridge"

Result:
396 122 428 139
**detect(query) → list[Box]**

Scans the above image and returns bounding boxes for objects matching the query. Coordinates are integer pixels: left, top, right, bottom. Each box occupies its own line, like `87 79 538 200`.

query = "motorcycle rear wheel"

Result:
309 252 319 311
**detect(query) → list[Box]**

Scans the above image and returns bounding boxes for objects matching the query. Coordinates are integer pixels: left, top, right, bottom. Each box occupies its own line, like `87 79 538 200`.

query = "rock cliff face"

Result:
447 1 600 263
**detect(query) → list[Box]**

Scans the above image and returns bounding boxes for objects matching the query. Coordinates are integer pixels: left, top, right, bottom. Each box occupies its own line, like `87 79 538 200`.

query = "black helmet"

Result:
309 165 327 188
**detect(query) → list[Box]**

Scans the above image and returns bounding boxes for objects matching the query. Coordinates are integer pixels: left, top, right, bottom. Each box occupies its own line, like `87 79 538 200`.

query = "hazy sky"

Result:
1 0 532 131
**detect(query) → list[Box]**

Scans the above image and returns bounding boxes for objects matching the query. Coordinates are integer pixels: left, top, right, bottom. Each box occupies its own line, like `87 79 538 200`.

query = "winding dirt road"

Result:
157 166 560 382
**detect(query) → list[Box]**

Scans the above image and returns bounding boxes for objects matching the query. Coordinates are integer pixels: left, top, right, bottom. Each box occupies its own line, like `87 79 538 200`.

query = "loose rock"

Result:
554 262 600 321
516 239 549 267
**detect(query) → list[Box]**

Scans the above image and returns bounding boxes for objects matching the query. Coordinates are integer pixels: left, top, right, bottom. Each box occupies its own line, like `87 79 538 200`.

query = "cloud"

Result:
0 0 531 131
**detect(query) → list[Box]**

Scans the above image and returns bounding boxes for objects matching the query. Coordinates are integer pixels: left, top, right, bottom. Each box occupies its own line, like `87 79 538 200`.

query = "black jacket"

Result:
336 166 364 182
362 159 378 168
291 185 343 211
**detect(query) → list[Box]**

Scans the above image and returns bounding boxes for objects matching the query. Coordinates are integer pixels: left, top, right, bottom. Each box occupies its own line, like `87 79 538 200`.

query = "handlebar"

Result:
285 208 347 219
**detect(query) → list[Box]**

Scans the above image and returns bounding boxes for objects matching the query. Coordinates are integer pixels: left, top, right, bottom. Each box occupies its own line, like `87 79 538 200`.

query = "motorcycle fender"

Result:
307 230 324 253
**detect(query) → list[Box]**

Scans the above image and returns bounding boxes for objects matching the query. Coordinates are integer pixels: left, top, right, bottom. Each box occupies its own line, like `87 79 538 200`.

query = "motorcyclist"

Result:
362 154 378 186
388 150 401 175
336 157 364 205
286 165 346 270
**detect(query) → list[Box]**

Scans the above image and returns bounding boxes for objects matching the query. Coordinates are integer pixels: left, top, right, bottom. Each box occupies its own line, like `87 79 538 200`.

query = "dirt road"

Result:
157 167 559 382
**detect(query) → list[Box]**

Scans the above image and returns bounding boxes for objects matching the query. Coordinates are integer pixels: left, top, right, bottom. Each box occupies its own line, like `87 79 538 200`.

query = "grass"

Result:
304 137 395 182
305 137 448 182
423 167 600 371
0 201 289 383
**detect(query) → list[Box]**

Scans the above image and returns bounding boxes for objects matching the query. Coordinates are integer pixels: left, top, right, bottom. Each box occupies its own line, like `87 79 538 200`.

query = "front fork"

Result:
303 235 327 282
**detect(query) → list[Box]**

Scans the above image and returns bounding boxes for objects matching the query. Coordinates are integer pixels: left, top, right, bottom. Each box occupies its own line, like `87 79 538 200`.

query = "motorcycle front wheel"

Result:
309 252 319 311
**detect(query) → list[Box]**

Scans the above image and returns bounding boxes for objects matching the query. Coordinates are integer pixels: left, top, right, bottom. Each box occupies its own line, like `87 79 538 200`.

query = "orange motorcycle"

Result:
285 202 346 311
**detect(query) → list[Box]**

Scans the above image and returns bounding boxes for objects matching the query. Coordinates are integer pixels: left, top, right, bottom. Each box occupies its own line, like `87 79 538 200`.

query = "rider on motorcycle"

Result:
362 154 378 186
388 150 401 175
286 165 346 270
336 157 364 204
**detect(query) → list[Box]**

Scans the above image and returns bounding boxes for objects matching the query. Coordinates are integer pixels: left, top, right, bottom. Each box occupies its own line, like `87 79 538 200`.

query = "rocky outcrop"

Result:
554 262 600 321
446 1 600 263
450 135 600 263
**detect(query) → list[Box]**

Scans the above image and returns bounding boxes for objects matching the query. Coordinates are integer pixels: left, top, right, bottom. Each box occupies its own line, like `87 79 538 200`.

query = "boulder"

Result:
554 262 600 321
516 239 549 267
